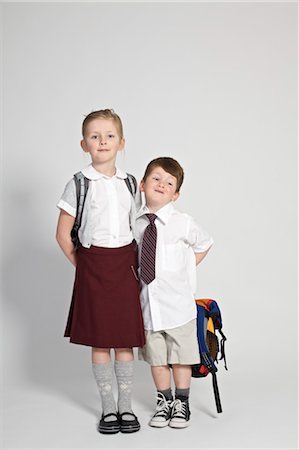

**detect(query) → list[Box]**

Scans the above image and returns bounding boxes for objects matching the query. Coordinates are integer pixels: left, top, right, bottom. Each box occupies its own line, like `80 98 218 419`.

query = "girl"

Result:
56 109 145 434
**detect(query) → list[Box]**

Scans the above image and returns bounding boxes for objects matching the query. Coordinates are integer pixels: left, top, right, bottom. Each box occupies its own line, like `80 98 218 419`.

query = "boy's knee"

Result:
172 364 192 371
152 365 169 372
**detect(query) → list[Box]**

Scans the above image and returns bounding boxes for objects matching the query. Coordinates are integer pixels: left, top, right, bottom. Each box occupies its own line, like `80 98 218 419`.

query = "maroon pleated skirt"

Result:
64 242 145 348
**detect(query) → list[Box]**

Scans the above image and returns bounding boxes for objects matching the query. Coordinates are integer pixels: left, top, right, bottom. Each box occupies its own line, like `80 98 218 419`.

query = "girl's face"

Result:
140 166 179 211
81 118 125 167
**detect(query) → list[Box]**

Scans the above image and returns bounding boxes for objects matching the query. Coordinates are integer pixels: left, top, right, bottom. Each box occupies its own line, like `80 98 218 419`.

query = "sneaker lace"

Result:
154 392 173 417
172 399 187 418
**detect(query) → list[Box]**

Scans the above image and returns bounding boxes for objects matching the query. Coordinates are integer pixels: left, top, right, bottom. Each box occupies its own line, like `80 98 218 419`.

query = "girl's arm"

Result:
194 248 210 266
56 209 77 267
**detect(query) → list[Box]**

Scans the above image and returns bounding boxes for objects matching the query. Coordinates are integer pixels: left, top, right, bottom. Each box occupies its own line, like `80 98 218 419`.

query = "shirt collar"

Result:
136 201 175 224
81 164 127 180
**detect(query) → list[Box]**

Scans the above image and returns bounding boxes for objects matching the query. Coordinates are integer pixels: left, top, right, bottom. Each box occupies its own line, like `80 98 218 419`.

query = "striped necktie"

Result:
140 214 157 284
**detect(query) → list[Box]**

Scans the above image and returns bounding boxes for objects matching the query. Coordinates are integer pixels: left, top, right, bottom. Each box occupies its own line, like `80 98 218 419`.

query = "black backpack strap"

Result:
124 173 137 197
218 329 228 371
212 373 222 413
74 172 89 225
71 172 89 248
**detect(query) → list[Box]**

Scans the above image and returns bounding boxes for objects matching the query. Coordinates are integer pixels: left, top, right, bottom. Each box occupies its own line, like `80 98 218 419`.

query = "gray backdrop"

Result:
2 1 298 449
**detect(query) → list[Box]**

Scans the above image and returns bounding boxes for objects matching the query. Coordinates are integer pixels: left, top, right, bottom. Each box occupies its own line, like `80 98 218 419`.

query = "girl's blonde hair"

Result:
82 109 124 139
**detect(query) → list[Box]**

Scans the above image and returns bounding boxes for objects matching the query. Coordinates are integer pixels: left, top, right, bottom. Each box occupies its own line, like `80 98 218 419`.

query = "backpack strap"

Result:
192 298 226 414
71 172 136 249
198 298 228 370
74 172 135 220
218 329 228 370
196 304 218 373
212 373 222 413
124 173 137 197
71 172 89 248
74 171 89 225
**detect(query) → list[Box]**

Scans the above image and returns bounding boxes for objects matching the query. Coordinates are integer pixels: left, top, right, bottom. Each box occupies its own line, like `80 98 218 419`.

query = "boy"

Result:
136 157 213 429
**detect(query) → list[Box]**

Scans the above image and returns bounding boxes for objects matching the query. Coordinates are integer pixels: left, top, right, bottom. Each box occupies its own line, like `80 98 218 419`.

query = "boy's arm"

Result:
56 209 76 267
194 248 210 266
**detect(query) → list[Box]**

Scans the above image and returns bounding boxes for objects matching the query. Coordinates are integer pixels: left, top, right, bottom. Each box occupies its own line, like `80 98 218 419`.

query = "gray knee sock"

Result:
114 360 134 419
92 362 117 421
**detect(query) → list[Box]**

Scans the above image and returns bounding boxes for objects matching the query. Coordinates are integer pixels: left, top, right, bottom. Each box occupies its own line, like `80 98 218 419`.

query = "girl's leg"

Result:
114 348 140 432
92 347 117 421
114 348 134 418
92 347 111 364
114 348 134 362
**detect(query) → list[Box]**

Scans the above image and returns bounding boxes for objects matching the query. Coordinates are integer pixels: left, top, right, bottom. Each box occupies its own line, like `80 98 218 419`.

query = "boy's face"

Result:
140 166 179 210
81 118 124 166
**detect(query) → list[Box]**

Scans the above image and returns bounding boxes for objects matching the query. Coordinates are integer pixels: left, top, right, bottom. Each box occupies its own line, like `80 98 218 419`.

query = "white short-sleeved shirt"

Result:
57 164 139 248
135 202 213 331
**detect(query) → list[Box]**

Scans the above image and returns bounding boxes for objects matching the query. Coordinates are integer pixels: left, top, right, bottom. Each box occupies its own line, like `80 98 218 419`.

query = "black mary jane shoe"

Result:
97 413 120 434
118 412 141 433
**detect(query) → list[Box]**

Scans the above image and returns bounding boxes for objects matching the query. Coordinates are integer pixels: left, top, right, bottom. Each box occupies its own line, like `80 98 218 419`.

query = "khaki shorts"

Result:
139 319 200 366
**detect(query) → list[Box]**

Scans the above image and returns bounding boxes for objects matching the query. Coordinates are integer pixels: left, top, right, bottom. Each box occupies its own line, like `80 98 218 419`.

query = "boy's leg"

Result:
172 363 191 392
92 347 119 434
169 364 192 428
151 364 171 391
141 329 174 427
114 348 140 433
151 364 173 401
149 365 173 427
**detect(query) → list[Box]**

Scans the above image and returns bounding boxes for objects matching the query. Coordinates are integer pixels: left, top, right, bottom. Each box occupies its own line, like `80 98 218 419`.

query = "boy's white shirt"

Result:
57 164 139 248
135 202 213 331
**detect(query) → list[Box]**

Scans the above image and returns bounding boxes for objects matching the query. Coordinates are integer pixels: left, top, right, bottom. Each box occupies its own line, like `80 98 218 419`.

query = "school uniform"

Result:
57 164 145 349
135 202 213 365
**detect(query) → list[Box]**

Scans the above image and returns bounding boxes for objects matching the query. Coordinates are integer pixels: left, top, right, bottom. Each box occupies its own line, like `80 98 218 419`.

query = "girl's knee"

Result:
114 348 134 361
92 347 111 364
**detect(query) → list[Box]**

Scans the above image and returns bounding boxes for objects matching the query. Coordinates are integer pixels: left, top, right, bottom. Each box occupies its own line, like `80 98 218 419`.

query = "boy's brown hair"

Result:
142 157 184 192
82 109 124 139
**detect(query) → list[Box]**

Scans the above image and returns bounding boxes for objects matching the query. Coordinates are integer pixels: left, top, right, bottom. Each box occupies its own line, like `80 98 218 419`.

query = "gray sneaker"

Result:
169 398 191 428
149 392 173 428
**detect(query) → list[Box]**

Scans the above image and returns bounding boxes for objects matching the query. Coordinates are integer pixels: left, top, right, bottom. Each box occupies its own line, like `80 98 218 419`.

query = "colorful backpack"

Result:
192 298 227 413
